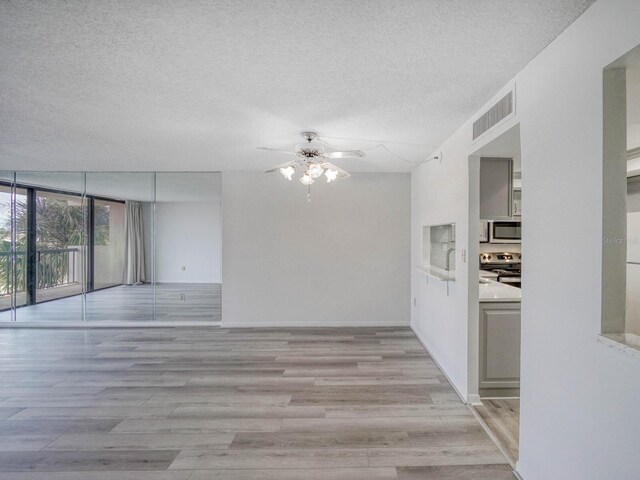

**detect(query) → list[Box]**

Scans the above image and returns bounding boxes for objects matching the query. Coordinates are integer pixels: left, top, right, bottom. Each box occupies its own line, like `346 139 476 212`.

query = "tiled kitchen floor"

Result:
473 399 520 466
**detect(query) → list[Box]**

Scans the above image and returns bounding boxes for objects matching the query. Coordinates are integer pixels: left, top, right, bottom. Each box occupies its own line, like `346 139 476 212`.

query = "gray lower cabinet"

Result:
479 302 521 390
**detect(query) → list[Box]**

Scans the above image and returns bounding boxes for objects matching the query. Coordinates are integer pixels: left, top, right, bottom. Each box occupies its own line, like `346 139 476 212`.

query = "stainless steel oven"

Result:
479 252 522 289
490 221 521 243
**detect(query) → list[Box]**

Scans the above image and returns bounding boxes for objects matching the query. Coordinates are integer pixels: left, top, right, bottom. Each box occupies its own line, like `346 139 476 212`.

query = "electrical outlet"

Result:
181 266 186 271
180 294 185 302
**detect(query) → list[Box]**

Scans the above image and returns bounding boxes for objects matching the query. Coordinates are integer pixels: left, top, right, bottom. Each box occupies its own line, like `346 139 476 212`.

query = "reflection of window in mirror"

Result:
602 43 640 348
0 184 30 311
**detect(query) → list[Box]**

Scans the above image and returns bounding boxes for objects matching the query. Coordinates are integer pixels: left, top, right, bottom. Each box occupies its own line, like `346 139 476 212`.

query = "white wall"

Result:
140 201 221 284
222 171 410 327
411 138 471 399
155 202 221 283
412 0 640 478
137 173 222 284
517 1 640 477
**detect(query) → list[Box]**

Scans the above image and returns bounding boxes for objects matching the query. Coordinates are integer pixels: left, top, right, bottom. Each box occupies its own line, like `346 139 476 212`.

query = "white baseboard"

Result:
410 324 467 405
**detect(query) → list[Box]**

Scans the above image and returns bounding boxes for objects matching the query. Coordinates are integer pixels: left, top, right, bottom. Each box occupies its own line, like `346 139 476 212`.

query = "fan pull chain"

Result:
307 185 311 202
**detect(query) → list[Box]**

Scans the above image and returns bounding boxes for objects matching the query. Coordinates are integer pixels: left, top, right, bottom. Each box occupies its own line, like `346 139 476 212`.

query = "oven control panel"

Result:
479 252 521 265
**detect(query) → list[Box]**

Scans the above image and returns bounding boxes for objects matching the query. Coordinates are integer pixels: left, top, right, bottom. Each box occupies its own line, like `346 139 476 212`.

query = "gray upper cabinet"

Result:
480 157 513 220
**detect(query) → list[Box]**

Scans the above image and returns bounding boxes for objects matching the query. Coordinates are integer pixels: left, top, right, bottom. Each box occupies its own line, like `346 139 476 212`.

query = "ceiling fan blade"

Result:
257 147 297 155
315 136 342 150
322 161 351 179
336 168 351 179
324 150 366 159
265 160 296 173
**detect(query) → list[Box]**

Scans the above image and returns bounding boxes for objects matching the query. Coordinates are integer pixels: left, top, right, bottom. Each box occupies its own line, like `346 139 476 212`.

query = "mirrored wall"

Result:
0 172 221 324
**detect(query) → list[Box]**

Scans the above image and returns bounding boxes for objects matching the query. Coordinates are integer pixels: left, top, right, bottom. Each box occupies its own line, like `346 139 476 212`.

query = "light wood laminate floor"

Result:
473 399 520 466
0 327 513 478
0 283 221 323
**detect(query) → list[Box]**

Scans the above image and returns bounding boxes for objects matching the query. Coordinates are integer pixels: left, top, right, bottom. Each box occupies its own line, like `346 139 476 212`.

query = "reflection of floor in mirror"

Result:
0 283 84 310
0 283 221 323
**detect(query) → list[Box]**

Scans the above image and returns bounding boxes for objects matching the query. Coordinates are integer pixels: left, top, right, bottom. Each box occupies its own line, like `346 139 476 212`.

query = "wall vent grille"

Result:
473 91 513 140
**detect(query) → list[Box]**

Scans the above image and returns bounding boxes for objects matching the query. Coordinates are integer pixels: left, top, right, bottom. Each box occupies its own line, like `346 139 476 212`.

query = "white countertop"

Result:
479 270 499 278
414 265 455 282
479 277 521 302
413 265 520 301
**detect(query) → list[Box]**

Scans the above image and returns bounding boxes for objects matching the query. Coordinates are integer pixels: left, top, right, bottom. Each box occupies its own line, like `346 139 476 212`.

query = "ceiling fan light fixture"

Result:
300 173 314 186
307 163 324 179
262 131 363 199
280 165 295 180
325 168 339 182
295 145 324 158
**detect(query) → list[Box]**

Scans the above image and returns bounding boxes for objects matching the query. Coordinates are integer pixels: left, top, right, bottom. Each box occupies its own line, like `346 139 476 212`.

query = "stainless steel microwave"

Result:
490 221 521 243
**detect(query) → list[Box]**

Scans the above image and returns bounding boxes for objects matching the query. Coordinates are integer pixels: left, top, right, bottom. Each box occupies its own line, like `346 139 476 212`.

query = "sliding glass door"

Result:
12 172 86 322
92 199 126 290
34 190 85 303
0 184 12 312
0 183 28 314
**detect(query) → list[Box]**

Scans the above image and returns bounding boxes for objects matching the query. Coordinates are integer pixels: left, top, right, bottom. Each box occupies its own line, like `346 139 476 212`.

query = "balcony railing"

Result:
0 248 81 295
36 248 81 289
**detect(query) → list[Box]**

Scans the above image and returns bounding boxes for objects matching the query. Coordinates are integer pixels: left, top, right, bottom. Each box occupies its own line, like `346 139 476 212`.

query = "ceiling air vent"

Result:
473 91 513 140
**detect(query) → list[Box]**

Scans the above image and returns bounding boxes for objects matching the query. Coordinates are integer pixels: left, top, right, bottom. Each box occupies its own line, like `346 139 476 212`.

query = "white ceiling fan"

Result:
259 132 365 194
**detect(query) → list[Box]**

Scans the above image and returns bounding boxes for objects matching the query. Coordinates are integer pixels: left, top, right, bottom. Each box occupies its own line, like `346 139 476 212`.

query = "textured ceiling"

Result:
0 0 594 172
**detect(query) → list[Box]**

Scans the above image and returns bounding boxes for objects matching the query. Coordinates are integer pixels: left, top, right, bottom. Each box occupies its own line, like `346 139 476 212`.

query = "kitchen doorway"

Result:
468 123 523 467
